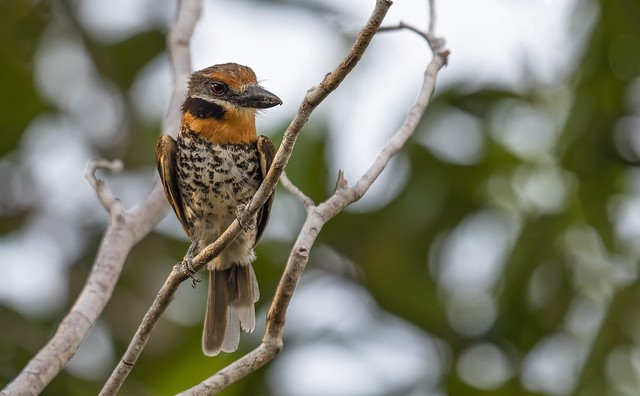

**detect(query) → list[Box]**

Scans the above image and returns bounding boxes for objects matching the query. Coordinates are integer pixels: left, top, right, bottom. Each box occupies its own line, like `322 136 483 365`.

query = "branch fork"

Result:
85 158 124 214
3 0 448 395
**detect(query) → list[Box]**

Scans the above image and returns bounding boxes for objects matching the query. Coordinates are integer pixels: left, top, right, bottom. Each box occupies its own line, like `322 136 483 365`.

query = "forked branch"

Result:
183 1 448 394
100 0 394 395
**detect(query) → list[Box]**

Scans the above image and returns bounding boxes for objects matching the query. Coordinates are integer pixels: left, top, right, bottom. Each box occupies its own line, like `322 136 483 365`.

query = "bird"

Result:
155 63 282 356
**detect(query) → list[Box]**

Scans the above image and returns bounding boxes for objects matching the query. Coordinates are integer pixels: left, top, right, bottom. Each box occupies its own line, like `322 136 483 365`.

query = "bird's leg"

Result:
182 243 202 288
235 203 255 232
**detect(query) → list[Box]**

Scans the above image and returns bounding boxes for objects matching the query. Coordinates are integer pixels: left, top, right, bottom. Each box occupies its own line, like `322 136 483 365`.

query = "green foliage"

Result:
95 30 166 91
2 0 640 395
0 1 50 155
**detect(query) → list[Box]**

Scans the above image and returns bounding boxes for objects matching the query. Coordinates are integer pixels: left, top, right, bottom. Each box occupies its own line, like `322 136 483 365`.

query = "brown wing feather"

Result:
255 135 276 244
155 135 190 238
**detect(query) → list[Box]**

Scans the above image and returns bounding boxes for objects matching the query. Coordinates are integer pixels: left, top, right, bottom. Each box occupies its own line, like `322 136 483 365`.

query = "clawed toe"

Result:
182 259 202 288
236 204 255 232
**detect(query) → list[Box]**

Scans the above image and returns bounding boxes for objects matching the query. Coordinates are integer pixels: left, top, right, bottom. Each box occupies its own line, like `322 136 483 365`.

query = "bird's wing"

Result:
255 135 276 244
156 135 191 238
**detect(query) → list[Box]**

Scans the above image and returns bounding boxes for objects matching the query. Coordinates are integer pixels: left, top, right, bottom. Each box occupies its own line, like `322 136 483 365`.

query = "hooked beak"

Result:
232 85 282 109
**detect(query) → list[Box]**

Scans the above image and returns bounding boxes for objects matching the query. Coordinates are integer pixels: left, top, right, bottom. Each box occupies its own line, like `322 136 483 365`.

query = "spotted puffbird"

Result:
156 63 281 356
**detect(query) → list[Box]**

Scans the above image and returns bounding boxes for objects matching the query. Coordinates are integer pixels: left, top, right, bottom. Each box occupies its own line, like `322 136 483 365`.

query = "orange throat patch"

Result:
182 109 257 144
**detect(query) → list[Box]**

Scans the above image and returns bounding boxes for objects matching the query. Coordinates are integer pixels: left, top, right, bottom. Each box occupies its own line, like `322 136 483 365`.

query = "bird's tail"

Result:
202 265 260 356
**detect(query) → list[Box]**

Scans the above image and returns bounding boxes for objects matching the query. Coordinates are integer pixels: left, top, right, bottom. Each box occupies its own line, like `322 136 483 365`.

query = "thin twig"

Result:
84 158 124 212
378 21 430 41
379 21 445 53
428 0 436 37
334 169 349 192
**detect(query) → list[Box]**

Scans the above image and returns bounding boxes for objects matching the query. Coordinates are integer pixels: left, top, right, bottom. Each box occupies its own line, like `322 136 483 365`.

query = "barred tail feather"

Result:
203 270 229 356
202 265 260 356
250 265 260 302
236 265 256 332
222 302 240 353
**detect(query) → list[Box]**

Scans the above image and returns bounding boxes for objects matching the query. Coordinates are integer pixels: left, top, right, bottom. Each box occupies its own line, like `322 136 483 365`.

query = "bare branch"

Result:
4 0 445 393
4 165 172 396
377 0 444 54
281 172 316 211
182 214 323 395
179 1 396 393
181 3 448 393
379 20 445 52
184 0 395 274
105 3 394 393
1 220 137 396
164 0 202 137
334 169 349 192
190 0 394 272
98 1 202 395
3 1 203 392
342 51 448 206
84 158 124 213
0 0 203 395
428 0 437 37
378 21 430 41
99 263 186 396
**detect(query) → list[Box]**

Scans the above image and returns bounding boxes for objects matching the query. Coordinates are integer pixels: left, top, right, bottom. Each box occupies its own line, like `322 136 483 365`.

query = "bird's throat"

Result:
182 106 257 145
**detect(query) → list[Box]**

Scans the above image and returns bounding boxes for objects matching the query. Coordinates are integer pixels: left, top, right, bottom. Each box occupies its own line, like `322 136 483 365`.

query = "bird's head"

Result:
181 63 282 144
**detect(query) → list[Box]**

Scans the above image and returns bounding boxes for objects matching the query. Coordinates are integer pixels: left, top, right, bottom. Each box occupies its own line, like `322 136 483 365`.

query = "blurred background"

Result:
1 0 640 395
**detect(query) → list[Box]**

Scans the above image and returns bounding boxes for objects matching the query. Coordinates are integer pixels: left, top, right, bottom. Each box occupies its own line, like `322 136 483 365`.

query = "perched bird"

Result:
155 63 281 356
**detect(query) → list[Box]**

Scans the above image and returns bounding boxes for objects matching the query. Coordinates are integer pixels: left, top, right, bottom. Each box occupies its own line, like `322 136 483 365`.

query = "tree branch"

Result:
103 2 394 393
84 159 124 212
2 162 164 396
1 1 200 396
164 0 201 138
97 1 202 395
178 1 450 394
379 0 445 53
3 0 447 393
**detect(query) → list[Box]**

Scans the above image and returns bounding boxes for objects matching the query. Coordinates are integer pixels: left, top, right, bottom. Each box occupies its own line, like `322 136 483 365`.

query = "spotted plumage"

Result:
155 63 281 356
176 130 263 247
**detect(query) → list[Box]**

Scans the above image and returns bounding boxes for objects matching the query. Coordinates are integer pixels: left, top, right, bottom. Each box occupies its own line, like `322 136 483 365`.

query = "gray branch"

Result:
3 0 448 394
102 1 395 394
0 1 201 395
180 2 449 395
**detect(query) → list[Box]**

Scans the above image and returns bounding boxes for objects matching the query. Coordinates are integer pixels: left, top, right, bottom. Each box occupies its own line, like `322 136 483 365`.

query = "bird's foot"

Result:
236 203 255 232
181 258 202 288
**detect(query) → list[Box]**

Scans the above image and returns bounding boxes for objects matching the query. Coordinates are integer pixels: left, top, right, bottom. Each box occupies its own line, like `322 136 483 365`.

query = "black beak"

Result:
232 85 282 109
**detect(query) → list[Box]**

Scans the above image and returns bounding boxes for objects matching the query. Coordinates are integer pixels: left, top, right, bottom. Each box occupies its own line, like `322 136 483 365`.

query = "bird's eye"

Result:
211 82 227 95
